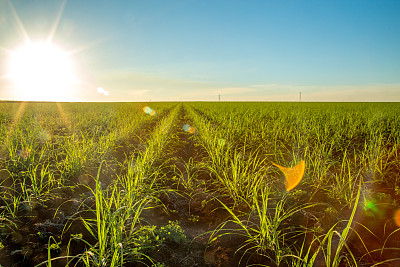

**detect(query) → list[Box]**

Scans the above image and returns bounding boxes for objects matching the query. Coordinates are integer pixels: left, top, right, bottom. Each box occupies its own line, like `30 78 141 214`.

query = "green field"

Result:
0 101 399 266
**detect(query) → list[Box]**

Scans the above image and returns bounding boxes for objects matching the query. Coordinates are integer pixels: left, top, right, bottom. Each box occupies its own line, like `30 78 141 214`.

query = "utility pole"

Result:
218 94 221 102
299 92 302 102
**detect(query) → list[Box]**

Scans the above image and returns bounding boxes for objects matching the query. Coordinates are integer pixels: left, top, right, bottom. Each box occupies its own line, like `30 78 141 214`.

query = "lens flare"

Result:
143 106 155 115
144 106 151 113
78 174 90 185
38 129 51 142
183 124 195 133
18 147 31 159
273 160 305 191
97 87 109 96
394 209 400 227
364 200 379 213
97 87 105 94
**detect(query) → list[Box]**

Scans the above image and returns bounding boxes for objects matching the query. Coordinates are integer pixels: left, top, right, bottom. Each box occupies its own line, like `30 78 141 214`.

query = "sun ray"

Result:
2 102 26 148
47 0 67 43
1 47 14 80
11 102 26 127
56 102 72 133
66 38 108 57
6 0 31 43
0 46 12 54
273 160 305 191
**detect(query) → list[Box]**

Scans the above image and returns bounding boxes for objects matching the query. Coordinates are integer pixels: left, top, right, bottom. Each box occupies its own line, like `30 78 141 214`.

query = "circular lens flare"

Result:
183 124 190 132
97 87 109 96
97 87 105 94
143 106 155 115
183 124 195 133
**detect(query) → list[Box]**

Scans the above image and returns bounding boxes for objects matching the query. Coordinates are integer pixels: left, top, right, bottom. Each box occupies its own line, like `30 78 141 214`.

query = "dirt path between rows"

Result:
141 105 246 267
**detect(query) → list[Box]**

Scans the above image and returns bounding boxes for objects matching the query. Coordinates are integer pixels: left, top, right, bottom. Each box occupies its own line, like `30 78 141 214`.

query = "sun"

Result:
7 41 77 101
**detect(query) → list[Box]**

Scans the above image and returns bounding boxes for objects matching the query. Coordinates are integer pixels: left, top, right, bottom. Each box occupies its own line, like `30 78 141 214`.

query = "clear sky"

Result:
0 0 399 102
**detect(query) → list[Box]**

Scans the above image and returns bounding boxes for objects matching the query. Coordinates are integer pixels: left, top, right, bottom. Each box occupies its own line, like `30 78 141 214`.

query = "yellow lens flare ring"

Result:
272 160 305 191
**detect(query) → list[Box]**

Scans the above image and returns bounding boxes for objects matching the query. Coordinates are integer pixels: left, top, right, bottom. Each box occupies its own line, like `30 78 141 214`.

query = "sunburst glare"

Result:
6 41 77 101
0 0 104 102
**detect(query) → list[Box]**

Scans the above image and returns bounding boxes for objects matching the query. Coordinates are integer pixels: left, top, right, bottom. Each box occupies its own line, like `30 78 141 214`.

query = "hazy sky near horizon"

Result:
0 0 399 102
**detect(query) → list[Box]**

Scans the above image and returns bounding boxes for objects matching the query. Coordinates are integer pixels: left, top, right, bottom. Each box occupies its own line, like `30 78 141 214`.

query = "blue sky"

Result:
1 0 399 101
